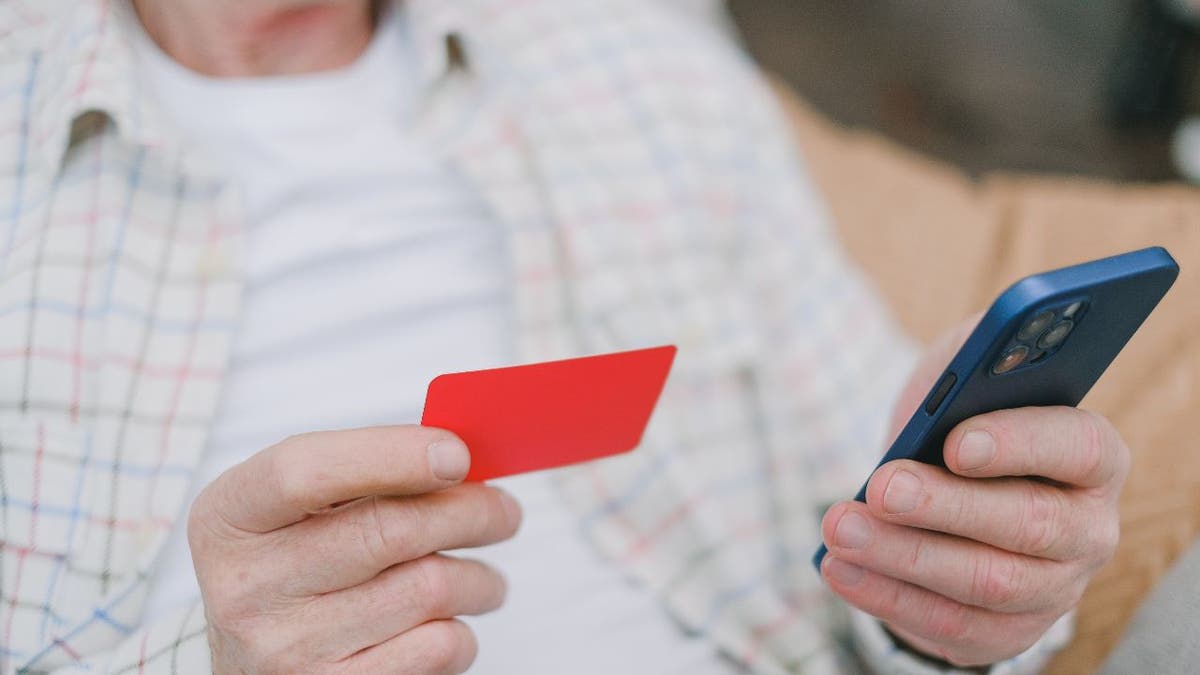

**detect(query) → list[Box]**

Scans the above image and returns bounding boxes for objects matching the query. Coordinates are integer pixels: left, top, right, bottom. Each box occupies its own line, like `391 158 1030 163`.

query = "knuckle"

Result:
906 530 930 571
971 554 1026 610
482 488 518 537
185 493 215 549
880 572 909 617
268 433 338 513
949 481 977 530
1015 484 1062 557
186 478 253 545
359 497 406 567
453 486 515 544
1074 409 1129 489
269 446 309 508
924 601 972 643
412 556 455 617
1088 411 1131 486
1075 412 1108 482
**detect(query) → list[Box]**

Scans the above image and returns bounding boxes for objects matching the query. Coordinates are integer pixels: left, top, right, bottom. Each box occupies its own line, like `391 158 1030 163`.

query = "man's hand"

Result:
188 426 522 674
819 319 1128 667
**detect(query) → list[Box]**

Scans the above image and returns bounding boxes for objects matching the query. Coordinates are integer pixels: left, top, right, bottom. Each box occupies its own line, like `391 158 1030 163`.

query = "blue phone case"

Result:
813 246 1179 570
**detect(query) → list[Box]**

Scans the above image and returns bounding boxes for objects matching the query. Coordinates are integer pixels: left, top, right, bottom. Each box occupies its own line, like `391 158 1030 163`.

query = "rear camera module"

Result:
992 345 1029 375
1036 320 1075 350
1018 311 1056 341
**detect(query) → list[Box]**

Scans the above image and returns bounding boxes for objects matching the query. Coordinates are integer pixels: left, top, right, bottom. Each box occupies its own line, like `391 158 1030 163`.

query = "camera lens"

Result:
992 345 1029 375
1062 301 1084 318
1037 320 1074 350
1018 311 1055 341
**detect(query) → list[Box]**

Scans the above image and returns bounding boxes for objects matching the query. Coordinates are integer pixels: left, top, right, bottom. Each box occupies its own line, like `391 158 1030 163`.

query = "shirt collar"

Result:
25 0 172 173
31 0 473 174
406 0 476 88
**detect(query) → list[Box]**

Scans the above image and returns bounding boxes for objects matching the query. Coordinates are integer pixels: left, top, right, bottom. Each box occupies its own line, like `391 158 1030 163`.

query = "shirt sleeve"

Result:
850 607 1075 675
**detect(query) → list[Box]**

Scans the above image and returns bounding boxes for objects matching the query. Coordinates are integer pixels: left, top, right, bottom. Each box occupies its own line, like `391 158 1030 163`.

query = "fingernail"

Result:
834 512 871 550
428 439 470 480
824 557 865 586
496 488 522 527
958 430 995 471
883 470 922 514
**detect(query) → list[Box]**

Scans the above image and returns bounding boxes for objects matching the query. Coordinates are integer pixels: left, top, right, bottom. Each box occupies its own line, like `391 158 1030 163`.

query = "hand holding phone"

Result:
814 247 1179 666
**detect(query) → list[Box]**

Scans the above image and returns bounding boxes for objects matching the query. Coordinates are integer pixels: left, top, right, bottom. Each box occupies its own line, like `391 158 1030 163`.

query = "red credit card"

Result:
420 345 677 481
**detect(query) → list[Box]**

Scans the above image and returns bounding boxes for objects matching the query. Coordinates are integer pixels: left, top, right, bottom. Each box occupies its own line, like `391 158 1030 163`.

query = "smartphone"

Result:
813 246 1179 569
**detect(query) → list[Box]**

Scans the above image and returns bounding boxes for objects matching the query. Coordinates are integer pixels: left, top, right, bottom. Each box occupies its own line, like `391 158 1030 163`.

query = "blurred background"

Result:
727 0 1200 181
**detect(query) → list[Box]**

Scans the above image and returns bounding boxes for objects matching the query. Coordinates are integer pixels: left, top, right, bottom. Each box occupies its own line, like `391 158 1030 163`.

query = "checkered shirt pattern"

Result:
0 0 1072 673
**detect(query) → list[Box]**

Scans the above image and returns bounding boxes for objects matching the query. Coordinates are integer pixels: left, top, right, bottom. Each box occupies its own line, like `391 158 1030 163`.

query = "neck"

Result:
132 0 379 77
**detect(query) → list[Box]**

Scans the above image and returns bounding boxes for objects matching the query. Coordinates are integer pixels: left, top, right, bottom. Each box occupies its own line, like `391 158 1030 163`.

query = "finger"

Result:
943 407 1129 492
307 555 506 661
337 619 478 675
821 555 1043 667
865 460 1116 561
821 502 1078 613
206 425 472 533
277 484 522 593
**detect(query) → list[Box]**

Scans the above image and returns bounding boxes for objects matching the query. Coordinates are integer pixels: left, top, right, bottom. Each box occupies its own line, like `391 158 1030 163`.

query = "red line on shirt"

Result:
72 0 110 98
0 348 223 380
50 636 82 661
2 424 44 649
622 494 702 560
145 208 217 515
135 629 150 674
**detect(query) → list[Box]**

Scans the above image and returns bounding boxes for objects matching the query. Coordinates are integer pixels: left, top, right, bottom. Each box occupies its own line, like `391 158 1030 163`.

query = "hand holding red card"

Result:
420 345 677 481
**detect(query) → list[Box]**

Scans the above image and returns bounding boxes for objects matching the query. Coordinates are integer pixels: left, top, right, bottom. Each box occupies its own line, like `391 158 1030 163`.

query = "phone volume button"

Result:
924 371 958 415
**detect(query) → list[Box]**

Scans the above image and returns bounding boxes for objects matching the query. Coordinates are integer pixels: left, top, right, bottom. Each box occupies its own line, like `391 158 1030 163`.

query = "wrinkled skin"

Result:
821 317 1127 666
188 427 522 674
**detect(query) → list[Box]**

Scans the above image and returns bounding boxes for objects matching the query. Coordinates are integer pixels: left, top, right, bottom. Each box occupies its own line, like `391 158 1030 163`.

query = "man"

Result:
1 0 1122 672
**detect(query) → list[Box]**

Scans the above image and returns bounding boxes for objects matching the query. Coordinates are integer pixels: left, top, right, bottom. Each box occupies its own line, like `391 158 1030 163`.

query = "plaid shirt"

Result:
0 1 1072 673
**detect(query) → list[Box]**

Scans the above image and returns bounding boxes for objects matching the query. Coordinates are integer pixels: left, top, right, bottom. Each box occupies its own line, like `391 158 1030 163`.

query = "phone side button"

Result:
923 371 958 415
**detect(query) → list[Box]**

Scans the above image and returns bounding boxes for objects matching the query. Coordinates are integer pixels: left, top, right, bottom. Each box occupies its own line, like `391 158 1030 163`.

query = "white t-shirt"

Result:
132 7 738 673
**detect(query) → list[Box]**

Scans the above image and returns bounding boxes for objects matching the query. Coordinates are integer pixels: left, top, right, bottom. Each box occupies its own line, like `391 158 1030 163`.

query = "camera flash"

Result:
992 345 1029 375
